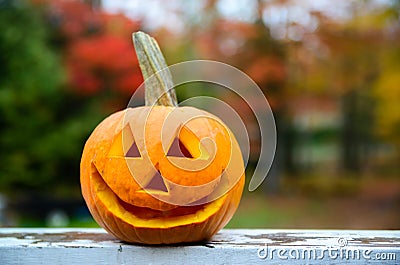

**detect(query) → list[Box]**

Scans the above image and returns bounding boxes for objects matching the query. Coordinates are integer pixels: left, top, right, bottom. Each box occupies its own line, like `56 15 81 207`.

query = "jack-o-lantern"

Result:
80 32 245 244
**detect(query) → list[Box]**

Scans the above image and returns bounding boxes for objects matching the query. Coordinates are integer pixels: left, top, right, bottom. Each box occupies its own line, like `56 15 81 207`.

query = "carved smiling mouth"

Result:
81 107 245 244
91 162 213 220
79 31 248 244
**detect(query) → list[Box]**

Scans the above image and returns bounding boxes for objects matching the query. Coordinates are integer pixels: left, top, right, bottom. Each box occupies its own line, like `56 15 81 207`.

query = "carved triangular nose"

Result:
144 170 168 192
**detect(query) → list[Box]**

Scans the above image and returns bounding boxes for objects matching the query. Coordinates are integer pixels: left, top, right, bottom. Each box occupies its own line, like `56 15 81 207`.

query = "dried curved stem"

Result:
133 31 177 107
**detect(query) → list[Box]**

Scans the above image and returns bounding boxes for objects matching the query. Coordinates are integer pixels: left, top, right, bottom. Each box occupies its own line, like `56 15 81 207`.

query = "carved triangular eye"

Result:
167 137 193 158
144 170 168 192
126 142 141 157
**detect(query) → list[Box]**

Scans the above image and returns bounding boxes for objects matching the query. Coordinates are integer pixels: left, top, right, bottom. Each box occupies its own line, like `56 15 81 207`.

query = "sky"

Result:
102 0 392 38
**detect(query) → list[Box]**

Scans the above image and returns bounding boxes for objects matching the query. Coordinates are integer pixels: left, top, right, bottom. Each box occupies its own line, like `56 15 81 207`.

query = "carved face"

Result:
80 106 245 244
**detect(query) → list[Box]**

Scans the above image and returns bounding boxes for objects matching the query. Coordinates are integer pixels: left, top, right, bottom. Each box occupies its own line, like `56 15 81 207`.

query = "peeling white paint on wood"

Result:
0 228 399 264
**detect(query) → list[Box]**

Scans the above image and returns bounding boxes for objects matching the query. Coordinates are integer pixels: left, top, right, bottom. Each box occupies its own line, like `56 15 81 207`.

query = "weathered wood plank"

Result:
0 228 399 264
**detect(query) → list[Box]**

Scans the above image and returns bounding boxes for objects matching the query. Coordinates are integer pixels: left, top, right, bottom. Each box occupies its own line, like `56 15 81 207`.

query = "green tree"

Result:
0 0 61 191
0 0 144 197
0 0 101 195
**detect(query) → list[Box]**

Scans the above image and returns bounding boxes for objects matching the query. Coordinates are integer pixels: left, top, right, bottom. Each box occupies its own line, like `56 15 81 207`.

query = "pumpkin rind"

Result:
80 107 245 244
80 31 245 244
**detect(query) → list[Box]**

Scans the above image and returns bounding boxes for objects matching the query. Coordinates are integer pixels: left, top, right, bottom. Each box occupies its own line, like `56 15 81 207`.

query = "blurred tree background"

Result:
0 0 399 228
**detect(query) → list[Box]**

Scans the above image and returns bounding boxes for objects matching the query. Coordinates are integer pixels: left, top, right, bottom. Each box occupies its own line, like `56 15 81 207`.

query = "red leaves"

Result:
48 0 103 39
67 35 143 94
67 63 101 95
47 0 143 96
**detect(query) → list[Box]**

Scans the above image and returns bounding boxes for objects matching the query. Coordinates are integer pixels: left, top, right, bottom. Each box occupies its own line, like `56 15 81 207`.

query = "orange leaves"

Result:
102 13 141 38
194 19 257 59
246 56 286 84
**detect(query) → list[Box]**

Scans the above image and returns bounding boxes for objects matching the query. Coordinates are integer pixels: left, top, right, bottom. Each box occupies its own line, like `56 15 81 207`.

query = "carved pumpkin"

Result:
80 32 245 244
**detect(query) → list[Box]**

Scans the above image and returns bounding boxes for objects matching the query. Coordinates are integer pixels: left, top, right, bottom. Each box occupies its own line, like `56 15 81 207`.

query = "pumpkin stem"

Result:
133 31 178 107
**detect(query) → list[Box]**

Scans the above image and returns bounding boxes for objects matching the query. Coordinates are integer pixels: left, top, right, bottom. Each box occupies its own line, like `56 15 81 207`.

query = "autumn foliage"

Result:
1 0 399 203
47 0 143 95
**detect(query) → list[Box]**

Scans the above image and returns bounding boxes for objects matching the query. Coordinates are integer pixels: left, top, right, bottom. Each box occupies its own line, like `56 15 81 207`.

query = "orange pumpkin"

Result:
80 32 245 244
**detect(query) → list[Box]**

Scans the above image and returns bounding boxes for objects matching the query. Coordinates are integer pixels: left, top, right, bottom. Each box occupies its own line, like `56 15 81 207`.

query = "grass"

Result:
227 175 400 229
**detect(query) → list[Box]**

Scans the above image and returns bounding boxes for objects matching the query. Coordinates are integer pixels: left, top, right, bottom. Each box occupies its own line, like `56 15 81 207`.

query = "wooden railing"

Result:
0 228 399 264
